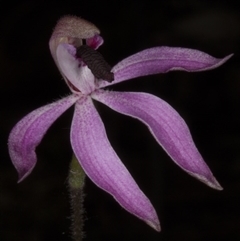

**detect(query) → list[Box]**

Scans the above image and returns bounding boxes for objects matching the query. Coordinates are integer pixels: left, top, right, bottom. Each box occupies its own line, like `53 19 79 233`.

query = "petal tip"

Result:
17 169 33 183
145 219 161 232
17 176 25 183
191 172 223 190
208 178 223 191
221 53 234 64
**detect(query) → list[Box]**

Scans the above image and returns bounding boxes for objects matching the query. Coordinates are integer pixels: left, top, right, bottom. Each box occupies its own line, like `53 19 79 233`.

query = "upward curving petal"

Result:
99 47 232 88
70 96 160 231
92 90 222 190
8 95 79 182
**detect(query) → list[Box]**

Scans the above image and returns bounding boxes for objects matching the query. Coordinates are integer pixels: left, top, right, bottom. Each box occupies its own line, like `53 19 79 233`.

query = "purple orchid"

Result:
8 16 232 232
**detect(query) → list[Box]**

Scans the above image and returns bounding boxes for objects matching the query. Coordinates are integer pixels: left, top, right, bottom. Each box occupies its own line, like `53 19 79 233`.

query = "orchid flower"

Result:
8 16 232 232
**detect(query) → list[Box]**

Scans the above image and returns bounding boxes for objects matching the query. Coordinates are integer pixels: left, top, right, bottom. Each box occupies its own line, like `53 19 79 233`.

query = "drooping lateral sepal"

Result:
92 90 222 190
70 96 160 231
8 95 79 182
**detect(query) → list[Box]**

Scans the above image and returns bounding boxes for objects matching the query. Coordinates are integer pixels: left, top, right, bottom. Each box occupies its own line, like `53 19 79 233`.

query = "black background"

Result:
1 0 240 240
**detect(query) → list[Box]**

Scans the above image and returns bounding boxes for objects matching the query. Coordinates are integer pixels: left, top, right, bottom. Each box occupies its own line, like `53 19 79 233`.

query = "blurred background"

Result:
0 0 239 240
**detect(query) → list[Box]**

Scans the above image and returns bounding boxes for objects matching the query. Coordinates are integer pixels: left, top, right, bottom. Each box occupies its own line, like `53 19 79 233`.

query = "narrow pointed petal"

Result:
99 47 232 88
92 90 222 190
71 97 160 231
8 95 79 182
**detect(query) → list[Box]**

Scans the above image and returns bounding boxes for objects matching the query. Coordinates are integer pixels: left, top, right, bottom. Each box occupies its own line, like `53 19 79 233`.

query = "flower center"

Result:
76 45 114 82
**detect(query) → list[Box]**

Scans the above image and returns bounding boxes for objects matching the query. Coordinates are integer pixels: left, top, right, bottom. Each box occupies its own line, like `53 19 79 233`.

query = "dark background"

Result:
1 0 239 240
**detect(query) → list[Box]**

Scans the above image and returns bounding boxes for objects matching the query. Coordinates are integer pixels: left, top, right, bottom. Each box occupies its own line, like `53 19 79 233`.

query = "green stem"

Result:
68 155 86 241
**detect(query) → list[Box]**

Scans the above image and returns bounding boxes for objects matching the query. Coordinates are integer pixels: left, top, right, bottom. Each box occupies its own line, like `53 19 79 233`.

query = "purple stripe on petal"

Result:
8 95 79 182
70 97 160 231
92 90 222 190
99 47 232 88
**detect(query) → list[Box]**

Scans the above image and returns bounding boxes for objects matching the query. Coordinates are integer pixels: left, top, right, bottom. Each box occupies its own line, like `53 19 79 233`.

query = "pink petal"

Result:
70 96 160 231
99 47 232 88
8 95 79 182
92 90 222 190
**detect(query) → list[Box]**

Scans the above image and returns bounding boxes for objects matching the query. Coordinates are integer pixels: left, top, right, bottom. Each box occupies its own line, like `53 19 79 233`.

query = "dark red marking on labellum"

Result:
76 45 114 82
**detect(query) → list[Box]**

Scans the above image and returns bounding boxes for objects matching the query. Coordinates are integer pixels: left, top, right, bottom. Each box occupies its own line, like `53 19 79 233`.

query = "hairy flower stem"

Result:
68 155 86 241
